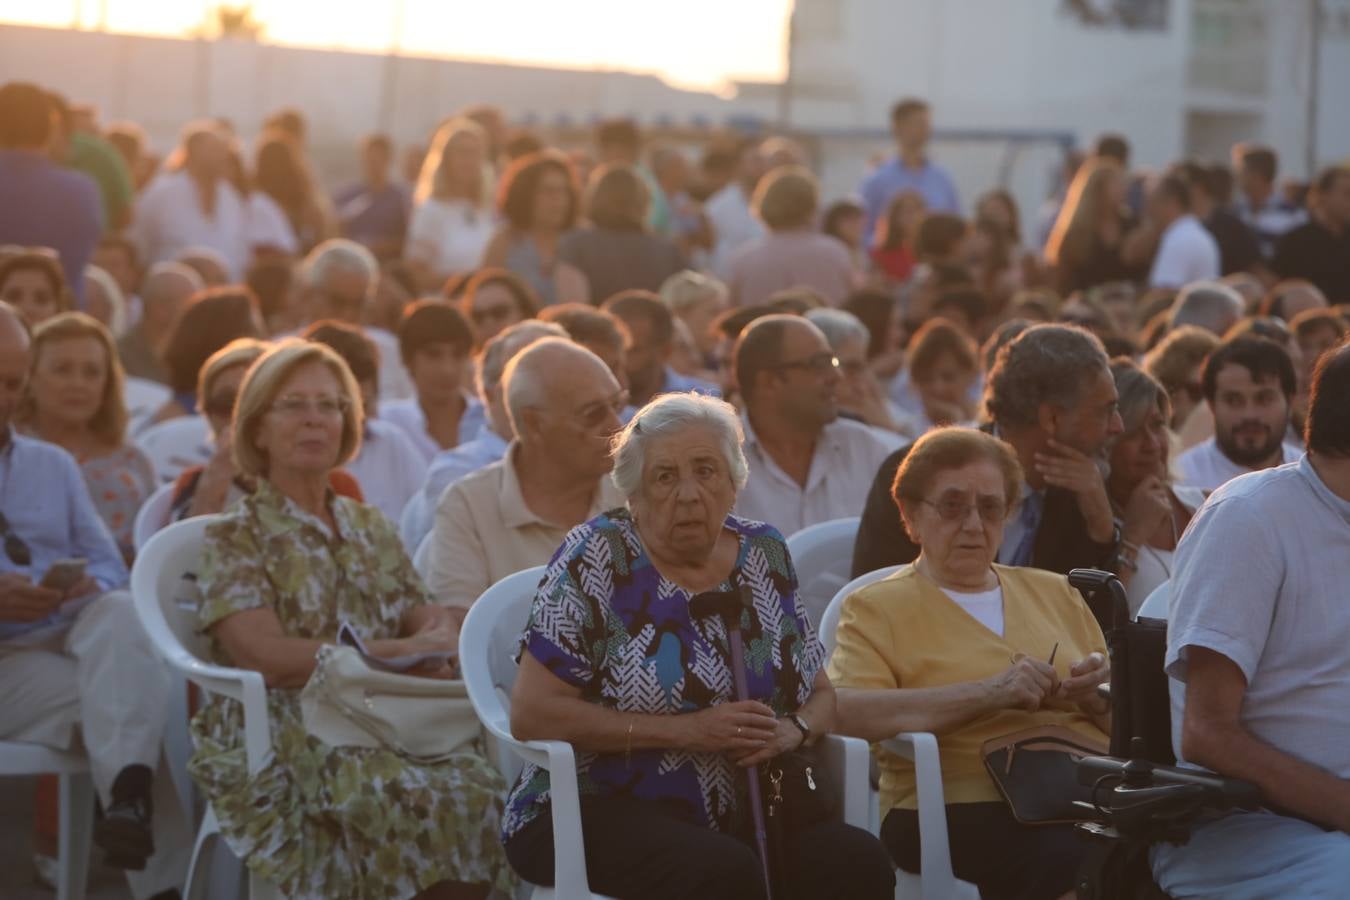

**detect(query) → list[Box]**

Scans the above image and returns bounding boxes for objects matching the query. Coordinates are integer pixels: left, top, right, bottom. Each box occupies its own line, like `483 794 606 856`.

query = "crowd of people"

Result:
1 73 1349 900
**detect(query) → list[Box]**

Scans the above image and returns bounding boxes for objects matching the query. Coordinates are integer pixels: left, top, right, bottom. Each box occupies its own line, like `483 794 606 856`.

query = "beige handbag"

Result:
301 644 482 762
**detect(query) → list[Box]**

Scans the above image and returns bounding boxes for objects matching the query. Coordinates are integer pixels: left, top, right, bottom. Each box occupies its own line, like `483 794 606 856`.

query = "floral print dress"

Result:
191 478 515 899
80 443 155 560
502 508 826 842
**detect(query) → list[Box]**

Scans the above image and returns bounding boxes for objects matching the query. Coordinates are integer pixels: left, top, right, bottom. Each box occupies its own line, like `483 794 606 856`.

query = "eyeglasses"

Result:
771 353 840 375
839 359 869 377
0 511 32 567
204 389 239 419
919 496 1009 524
268 394 350 419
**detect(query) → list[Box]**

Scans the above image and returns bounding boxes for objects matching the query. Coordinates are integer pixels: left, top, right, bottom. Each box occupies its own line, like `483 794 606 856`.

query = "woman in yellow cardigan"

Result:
830 427 1110 900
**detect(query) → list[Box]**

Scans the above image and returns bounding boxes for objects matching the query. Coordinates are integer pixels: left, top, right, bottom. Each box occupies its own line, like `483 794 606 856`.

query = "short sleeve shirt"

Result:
1166 456 1350 780
501 509 826 840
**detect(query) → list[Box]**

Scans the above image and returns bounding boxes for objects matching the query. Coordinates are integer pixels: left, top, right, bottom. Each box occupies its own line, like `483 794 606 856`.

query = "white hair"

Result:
301 238 378 290
805 308 869 351
610 393 749 499
503 337 609 435
659 269 728 314
1170 282 1245 335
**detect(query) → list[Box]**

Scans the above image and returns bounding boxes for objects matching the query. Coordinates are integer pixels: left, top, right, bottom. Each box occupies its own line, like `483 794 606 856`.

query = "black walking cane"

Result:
690 585 774 899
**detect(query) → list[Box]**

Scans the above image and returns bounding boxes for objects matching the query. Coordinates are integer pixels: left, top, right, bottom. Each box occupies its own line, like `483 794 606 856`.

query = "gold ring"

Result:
736 726 742 736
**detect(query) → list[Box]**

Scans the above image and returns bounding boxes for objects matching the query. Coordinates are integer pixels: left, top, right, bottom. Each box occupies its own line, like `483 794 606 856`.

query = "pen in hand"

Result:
1047 642 1059 667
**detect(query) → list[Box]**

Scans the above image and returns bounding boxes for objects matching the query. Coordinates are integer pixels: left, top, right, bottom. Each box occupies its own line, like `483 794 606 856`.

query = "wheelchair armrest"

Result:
1078 755 1263 808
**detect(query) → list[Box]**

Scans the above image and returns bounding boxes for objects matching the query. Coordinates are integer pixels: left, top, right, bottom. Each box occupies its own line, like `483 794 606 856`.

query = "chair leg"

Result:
57 771 94 900
183 805 220 900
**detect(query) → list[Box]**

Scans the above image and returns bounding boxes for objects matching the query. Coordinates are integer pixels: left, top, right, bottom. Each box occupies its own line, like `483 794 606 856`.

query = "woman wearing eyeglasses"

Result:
457 268 541 349
192 339 514 899
830 427 1110 900
15 312 153 561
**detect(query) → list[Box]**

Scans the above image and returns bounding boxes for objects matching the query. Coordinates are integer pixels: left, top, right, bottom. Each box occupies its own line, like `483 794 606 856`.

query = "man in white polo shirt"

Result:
1154 338 1350 897
1148 174 1220 290
1177 334 1300 492
732 314 897 536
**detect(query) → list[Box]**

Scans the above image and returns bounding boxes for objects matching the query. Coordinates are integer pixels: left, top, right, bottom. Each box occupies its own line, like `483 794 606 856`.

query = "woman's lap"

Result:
506 794 893 900
882 801 1083 900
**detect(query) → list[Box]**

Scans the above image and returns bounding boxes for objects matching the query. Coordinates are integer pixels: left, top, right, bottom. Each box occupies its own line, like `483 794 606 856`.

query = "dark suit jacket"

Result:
851 438 1119 627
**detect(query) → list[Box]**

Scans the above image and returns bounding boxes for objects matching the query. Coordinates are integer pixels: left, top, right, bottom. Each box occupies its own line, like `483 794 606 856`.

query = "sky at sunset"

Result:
0 0 793 93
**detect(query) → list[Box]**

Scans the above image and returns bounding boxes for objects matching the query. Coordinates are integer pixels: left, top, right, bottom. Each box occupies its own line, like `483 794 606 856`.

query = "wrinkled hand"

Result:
988 655 1060 712
732 716 804 768
1034 439 1114 541
0 573 64 624
680 700 778 755
849 373 900 432
403 619 459 657
1122 476 1172 546
1055 653 1110 713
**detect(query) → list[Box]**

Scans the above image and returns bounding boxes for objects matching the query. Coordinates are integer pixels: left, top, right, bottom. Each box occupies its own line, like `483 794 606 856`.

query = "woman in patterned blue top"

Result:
503 393 894 899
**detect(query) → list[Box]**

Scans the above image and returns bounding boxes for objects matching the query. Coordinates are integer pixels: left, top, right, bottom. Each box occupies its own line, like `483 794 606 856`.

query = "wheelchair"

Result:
1064 569 1262 900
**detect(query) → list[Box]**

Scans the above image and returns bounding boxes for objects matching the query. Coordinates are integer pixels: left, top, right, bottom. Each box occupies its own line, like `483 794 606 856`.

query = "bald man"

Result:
427 337 627 611
733 314 900 535
0 302 189 896
117 261 204 384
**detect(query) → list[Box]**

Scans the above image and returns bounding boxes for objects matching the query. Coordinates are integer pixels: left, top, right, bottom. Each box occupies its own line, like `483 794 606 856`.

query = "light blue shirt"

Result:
859 156 961 248
660 367 720 398
0 431 128 641
399 424 509 551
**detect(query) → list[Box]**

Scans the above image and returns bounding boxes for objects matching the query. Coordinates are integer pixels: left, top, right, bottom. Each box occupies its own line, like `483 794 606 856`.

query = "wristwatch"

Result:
785 713 812 744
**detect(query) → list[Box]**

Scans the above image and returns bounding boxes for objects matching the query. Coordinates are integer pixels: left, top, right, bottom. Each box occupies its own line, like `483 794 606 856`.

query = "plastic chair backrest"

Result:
818 565 904 656
137 415 211 484
784 517 860 629
1138 580 1169 620
132 515 217 663
459 566 548 781
133 480 178 552
412 532 433 581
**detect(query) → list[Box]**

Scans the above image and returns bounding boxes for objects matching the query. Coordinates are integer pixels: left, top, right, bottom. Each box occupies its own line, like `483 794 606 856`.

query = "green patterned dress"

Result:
189 479 515 899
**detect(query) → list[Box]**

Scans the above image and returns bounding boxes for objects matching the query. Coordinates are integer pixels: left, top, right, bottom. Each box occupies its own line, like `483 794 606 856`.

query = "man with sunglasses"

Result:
0 301 188 896
426 337 626 612
733 314 899 536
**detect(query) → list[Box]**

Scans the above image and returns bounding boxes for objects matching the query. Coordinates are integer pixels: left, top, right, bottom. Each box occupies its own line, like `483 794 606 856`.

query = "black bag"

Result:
981 725 1108 824
732 745 837 895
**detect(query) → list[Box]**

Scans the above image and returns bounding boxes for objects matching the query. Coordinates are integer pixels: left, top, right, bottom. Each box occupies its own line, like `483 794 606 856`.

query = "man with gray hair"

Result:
852 325 1124 622
400 320 565 551
1170 280 1245 336
299 238 413 401
116 261 204 384
427 337 626 611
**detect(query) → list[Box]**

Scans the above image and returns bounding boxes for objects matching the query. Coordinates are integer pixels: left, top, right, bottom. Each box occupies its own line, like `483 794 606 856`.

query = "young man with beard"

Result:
1177 335 1299 492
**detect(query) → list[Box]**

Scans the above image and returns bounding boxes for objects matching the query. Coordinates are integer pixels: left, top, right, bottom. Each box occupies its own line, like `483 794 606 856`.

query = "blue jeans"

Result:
1151 809 1350 899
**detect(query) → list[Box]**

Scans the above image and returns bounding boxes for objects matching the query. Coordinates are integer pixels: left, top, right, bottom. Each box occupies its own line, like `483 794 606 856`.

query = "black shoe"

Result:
95 793 155 868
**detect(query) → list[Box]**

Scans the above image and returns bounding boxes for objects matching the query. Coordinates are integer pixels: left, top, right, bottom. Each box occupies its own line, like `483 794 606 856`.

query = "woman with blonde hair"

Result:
406 117 496 290
17 312 155 560
659 269 729 370
1043 158 1135 295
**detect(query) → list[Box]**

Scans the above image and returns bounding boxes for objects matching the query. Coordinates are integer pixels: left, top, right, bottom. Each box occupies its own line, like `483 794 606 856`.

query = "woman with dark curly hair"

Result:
481 149 589 306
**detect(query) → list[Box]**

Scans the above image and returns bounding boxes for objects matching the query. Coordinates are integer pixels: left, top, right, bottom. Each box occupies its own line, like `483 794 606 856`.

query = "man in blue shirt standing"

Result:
0 82 103 306
859 98 961 248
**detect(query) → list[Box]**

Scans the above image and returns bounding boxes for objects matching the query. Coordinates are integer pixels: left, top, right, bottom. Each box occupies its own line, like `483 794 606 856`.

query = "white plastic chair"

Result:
0 742 93 900
130 516 281 900
133 481 178 553
785 516 860 630
137 416 211 485
1138 580 1169 620
821 566 981 900
460 566 873 899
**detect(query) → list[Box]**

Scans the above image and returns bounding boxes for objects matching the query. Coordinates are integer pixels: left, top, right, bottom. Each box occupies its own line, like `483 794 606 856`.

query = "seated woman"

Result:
1106 360 1204 615
830 427 1110 900
505 393 894 900
0 250 70 328
16 312 155 560
457 268 541 349
192 339 513 899
380 300 486 464
896 318 981 435
481 149 590 307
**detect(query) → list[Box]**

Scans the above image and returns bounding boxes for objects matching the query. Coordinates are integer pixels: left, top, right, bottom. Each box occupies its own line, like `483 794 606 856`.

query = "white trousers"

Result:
0 590 192 899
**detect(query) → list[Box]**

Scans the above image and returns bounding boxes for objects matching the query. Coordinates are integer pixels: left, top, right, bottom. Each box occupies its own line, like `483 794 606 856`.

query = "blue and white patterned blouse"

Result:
501 508 825 841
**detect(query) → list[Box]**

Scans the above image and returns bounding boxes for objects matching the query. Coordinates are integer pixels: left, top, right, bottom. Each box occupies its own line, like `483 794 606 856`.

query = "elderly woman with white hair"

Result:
504 392 894 899
806 307 916 437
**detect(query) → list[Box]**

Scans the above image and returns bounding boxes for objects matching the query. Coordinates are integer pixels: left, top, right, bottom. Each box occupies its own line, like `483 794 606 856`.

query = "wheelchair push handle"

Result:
1068 568 1131 631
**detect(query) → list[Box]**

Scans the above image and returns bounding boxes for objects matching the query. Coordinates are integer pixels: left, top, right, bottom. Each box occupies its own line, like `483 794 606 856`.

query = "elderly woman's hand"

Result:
985 655 1060 712
731 717 805 768
679 700 778 755
1054 652 1110 714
